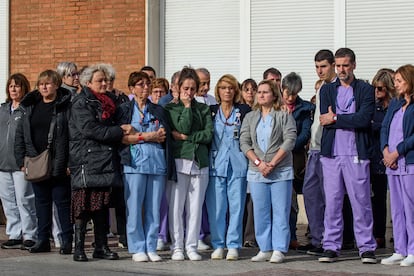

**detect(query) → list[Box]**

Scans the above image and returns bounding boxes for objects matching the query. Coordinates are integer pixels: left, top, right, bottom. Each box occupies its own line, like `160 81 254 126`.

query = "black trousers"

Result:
32 176 73 243
371 173 388 238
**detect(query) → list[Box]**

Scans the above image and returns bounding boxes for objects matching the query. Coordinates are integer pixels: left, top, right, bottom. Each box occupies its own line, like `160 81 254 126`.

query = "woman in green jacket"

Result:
165 66 213 261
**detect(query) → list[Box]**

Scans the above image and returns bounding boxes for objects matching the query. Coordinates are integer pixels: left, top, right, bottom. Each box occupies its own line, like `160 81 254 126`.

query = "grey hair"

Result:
79 64 109 86
102 63 116 81
56 62 77 77
281 72 302 95
196 67 210 77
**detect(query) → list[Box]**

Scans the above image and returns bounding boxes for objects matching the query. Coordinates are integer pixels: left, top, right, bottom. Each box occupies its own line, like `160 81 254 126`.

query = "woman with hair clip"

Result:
239 79 296 263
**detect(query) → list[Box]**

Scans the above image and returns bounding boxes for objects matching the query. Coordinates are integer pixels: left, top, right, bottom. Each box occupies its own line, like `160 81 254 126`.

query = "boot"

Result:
92 210 119 260
73 220 88 262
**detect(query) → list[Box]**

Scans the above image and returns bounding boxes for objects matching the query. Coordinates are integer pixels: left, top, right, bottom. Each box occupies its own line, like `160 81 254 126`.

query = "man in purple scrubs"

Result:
318 48 377 264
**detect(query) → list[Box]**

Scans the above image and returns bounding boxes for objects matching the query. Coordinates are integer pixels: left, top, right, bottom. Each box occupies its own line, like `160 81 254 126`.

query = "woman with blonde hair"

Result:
206 74 251 260
240 79 296 263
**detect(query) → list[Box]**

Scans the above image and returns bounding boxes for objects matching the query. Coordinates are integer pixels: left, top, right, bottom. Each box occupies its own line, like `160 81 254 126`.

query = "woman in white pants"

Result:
165 67 213 261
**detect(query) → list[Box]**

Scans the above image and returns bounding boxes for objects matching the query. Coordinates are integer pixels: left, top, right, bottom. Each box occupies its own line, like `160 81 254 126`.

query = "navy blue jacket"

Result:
380 97 414 164
370 101 387 174
291 96 315 152
320 78 375 159
116 99 177 182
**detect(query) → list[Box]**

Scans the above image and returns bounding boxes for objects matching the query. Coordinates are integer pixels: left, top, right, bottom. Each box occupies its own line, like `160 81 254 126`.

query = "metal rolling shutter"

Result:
164 0 240 90
346 0 414 82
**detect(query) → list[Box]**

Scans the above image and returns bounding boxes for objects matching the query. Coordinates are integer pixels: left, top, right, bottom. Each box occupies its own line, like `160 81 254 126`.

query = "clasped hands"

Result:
257 161 276 177
120 124 166 144
383 147 398 170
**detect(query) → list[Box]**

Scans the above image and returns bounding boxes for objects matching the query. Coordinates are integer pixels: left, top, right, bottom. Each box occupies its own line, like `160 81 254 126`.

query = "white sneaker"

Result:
211 248 224 260
381 253 405 265
187 251 202 261
226 248 239 261
251 251 272 262
132 252 148 262
400 254 414 267
270 250 285 263
148 252 162 262
156 239 166 251
197 239 210 250
171 248 184 261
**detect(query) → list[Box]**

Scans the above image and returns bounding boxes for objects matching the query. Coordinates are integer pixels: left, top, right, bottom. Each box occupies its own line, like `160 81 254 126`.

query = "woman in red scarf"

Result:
68 64 132 262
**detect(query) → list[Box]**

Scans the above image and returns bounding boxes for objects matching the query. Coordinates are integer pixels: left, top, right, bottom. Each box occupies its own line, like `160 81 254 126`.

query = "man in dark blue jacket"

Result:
318 48 377 264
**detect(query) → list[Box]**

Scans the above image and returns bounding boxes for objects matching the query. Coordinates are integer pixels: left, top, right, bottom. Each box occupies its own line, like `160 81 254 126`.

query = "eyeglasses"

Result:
375 86 386 92
135 82 151 88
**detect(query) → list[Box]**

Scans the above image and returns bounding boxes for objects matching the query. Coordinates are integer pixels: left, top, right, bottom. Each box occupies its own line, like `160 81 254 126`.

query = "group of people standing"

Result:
0 47 413 268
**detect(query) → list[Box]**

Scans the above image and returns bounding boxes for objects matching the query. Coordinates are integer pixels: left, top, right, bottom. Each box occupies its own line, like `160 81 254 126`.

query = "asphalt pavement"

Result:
1 225 413 276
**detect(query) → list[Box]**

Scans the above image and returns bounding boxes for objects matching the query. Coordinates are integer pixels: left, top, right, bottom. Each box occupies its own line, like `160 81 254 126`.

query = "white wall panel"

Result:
164 0 240 90
250 0 335 101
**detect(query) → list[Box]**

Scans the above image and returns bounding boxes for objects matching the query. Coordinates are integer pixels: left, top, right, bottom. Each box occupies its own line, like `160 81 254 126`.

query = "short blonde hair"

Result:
214 74 240 104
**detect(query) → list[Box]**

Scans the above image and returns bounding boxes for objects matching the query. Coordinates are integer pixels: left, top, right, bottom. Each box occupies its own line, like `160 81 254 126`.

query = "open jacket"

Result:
14 87 71 177
380 97 414 165
320 78 375 159
116 99 177 182
240 108 297 171
68 87 124 189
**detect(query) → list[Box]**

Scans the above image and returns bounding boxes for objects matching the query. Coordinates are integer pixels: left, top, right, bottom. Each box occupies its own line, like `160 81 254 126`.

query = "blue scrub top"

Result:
209 106 248 178
123 102 167 175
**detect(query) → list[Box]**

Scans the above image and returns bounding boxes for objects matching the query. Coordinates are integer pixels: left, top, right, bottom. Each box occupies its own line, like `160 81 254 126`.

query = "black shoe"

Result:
93 246 119 260
318 250 338 263
20 240 36 250
361 251 377 264
59 242 73 255
297 243 314 253
243 240 258 248
28 241 51 253
307 246 324 256
1 239 22 249
73 251 88 262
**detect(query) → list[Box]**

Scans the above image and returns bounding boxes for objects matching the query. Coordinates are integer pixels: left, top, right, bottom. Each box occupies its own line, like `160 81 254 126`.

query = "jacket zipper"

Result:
81 164 87 188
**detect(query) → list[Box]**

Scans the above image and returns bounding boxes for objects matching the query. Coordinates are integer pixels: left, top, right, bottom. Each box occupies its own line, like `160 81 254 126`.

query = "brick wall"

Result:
10 0 146 93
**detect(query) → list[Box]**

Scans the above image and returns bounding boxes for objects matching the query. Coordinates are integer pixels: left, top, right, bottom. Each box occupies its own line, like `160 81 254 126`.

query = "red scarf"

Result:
91 91 116 120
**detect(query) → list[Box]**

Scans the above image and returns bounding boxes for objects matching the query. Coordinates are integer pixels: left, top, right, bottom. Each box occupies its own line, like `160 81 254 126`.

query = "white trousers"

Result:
167 172 208 253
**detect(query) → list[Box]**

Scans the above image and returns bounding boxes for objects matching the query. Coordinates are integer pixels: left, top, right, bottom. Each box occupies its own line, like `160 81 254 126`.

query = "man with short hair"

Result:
263 67 282 89
195 68 217 106
318 48 376 264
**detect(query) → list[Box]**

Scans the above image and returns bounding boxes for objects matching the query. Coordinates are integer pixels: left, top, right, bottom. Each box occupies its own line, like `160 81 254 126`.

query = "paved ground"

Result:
1 224 413 276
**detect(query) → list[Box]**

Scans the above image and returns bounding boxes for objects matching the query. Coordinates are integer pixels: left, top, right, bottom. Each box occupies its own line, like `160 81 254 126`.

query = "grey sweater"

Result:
239 108 297 171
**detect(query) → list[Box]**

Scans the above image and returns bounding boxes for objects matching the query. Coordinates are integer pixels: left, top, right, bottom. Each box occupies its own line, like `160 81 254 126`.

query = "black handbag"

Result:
24 113 56 182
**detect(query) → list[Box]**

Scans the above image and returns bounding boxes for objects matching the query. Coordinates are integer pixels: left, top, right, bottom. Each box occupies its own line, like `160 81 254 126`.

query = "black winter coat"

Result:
14 87 71 178
116 99 177 182
68 87 124 190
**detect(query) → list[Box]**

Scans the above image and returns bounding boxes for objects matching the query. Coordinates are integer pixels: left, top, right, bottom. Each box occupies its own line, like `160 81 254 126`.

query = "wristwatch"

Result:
254 158 261 166
333 115 337 122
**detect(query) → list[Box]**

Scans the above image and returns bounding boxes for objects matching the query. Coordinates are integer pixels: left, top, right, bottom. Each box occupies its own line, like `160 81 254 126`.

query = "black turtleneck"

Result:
30 100 55 153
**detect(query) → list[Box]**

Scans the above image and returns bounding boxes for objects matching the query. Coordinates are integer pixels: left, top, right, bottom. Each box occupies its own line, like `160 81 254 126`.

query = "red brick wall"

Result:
10 0 146 93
